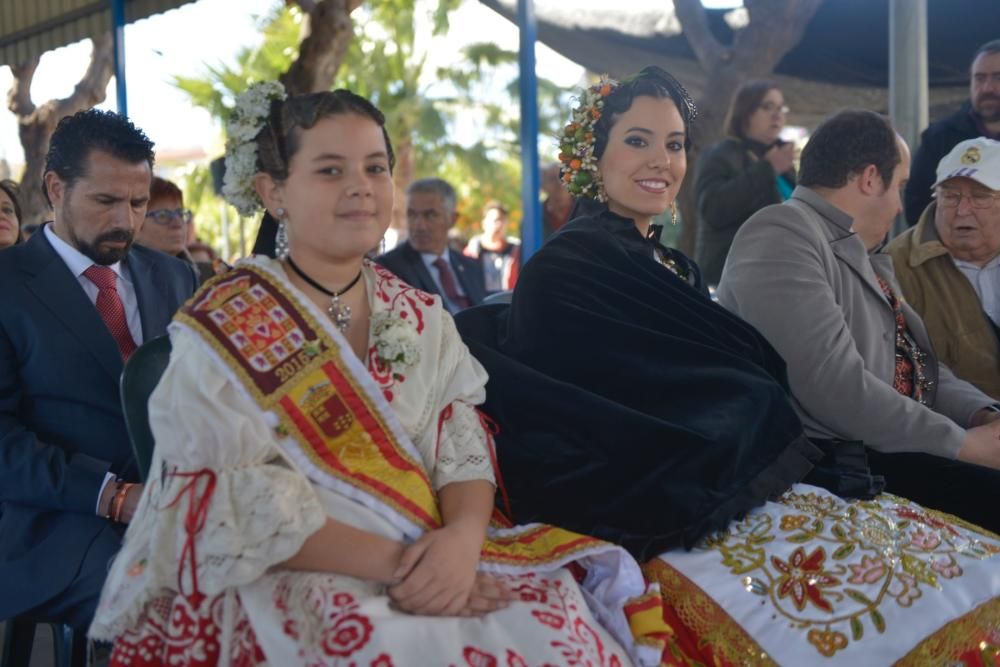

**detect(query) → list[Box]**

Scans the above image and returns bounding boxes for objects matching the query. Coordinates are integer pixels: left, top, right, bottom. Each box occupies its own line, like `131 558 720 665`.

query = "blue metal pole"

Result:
517 0 541 262
110 0 127 117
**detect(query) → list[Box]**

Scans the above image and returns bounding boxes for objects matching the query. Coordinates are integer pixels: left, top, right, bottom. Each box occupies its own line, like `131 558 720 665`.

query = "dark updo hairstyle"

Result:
255 89 396 181
724 79 780 140
592 66 698 161
0 179 23 244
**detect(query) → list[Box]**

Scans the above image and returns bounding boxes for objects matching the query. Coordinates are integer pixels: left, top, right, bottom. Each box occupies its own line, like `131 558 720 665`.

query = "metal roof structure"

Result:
481 0 993 125
0 0 198 65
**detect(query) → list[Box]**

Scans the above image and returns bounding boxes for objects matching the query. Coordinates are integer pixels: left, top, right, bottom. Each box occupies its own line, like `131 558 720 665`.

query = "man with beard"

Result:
905 40 1000 224
0 109 197 630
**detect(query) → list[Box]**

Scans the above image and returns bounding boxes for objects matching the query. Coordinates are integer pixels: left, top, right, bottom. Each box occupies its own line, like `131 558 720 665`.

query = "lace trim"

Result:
90 462 326 641
433 401 495 489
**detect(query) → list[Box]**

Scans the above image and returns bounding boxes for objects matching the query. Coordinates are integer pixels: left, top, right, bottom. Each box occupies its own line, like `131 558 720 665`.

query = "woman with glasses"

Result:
694 80 796 285
137 177 215 282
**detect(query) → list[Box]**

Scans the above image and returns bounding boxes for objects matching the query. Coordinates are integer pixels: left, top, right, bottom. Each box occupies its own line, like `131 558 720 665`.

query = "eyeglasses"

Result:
936 189 1000 209
145 208 193 225
758 102 790 115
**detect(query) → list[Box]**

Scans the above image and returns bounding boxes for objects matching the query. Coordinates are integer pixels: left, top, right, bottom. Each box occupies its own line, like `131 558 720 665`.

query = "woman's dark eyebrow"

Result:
311 152 389 161
624 127 686 138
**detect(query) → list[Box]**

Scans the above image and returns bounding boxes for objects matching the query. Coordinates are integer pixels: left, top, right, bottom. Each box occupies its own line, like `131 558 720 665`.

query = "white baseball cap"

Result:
932 137 1000 191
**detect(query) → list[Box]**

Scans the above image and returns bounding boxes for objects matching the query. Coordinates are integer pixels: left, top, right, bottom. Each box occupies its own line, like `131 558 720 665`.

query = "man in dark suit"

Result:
0 109 198 629
376 178 486 312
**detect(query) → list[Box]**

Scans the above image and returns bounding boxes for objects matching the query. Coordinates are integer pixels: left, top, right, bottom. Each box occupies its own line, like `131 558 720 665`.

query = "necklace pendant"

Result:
328 295 352 331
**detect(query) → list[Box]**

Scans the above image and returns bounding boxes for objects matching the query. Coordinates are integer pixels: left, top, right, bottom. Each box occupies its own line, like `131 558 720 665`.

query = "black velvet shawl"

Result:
455 202 821 560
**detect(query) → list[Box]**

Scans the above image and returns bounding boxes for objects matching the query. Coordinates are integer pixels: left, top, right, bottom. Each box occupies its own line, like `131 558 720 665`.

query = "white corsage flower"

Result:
371 311 420 378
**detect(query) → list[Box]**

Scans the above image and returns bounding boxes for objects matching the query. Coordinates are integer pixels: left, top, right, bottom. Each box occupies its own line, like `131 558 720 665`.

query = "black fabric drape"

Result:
456 204 820 560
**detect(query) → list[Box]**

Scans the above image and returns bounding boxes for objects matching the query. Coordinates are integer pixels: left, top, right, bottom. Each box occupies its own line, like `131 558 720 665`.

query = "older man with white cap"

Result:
887 137 1000 400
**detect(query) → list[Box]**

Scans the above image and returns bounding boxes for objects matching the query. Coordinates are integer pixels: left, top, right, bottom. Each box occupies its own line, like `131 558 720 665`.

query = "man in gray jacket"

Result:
718 109 1000 531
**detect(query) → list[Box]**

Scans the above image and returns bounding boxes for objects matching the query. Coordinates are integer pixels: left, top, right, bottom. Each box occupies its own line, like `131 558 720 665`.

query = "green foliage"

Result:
171 0 572 251
172 5 301 123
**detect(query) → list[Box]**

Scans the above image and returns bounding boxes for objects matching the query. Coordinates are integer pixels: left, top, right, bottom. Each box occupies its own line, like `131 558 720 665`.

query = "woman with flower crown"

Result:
87 85 669 666
457 67 1000 665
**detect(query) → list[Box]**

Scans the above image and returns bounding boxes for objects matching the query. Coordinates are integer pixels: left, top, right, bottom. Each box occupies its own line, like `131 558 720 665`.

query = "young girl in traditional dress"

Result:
89 86 666 666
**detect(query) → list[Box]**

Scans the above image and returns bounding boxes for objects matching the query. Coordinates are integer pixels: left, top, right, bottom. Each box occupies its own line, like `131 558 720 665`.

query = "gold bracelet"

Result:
103 480 121 520
111 483 134 523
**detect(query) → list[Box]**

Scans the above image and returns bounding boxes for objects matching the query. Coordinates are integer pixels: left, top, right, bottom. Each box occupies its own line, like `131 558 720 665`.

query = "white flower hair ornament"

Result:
222 81 288 216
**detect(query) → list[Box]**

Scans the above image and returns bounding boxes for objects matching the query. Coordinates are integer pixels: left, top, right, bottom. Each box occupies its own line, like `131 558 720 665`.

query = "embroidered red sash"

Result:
175 263 620 570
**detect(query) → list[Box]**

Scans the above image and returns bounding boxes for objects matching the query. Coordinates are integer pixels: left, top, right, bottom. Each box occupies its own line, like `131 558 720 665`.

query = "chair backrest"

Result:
120 335 172 482
481 290 513 306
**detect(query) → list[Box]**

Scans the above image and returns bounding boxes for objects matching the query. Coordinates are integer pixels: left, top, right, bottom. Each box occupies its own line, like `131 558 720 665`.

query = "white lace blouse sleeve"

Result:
430 316 496 490
143 328 326 592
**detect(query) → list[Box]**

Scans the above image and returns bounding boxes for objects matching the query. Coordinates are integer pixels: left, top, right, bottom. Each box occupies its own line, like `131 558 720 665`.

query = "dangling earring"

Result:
379 235 387 255
275 208 289 260
669 200 678 226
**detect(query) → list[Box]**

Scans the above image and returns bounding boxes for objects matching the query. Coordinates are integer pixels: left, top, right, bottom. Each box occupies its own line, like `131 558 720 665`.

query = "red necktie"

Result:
432 257 471 310
83 265 137 360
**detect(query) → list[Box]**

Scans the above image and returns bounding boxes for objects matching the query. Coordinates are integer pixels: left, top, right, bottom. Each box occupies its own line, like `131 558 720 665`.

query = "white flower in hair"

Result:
223 81 287 216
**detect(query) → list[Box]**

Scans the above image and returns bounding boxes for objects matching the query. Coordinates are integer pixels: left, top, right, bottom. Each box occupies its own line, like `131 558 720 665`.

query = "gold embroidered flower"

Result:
807 629 848 657
930 554 963 579
848 554 887 585
772 546 840 612
887 571 922 607
780 514 810 531
895 506 960 536
909 528 942 550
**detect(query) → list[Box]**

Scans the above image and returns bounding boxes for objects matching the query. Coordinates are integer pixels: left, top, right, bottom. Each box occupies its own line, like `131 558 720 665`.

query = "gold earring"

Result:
670 200 677 226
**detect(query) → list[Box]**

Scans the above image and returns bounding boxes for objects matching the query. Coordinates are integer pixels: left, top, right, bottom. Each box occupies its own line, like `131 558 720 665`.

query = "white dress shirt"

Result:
44 223 144 511
44 224 143 345
953 254 1000 326
420 248 467 313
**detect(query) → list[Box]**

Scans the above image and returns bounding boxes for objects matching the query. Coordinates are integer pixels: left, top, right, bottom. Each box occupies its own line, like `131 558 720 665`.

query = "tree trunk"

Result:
671 0 822 255
391 131 414 238
7 35 115 226
282 0 363 95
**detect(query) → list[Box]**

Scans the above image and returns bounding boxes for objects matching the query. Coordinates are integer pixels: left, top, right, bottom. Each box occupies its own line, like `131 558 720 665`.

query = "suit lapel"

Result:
450 253 483 305
21 232 123 382
828 229 891 309
125 249 166 341
402 243 443 296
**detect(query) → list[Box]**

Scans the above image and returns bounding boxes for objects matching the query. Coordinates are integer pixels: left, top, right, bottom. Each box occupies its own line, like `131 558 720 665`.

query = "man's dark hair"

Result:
43 109 155 206
799 110 900 190
972 39 1000 66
